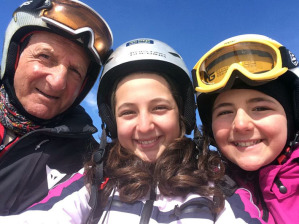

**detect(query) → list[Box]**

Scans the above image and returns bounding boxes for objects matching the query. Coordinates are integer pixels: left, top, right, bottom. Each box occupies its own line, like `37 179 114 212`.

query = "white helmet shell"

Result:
97 38 195 138
101 39 190 80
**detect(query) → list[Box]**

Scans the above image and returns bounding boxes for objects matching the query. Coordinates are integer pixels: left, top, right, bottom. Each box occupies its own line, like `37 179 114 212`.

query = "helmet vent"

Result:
104 57 113 65
169 52 181 59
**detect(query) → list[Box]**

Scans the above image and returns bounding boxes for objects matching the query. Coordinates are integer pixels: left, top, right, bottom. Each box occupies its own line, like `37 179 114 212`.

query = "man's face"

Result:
14 31 90 120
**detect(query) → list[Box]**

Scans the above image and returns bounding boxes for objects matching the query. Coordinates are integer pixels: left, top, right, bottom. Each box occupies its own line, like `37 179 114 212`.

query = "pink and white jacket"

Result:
259 147 299 223
0 168 267 224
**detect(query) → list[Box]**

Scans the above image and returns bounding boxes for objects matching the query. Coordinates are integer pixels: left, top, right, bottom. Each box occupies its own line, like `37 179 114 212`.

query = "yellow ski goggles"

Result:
192 36 297 93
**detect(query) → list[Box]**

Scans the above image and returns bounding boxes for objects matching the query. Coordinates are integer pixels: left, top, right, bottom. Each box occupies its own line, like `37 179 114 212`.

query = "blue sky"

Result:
1 0 299 140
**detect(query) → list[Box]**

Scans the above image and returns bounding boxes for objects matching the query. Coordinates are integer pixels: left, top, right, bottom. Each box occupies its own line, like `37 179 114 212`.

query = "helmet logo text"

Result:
130 51 166 58
19 1 33 8
126 39 154 47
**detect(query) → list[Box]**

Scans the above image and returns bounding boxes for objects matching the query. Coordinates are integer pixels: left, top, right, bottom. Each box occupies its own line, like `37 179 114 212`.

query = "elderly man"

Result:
0 0 113 215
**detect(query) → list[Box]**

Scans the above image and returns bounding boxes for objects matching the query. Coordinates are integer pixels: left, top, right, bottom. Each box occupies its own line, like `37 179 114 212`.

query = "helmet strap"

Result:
280 47 299 69
88 125 108 223
277 131 299 164
98 103 117 139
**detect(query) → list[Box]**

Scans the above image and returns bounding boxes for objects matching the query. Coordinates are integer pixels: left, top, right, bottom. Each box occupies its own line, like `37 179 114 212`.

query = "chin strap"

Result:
277 131 299 165
87 124 108 224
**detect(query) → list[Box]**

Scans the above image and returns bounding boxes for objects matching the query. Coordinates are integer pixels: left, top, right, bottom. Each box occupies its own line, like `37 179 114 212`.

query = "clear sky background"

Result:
1 0 299 141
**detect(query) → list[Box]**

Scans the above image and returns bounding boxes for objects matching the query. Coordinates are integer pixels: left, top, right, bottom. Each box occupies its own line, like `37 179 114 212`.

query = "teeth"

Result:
234 140 262 147
138 138 158 145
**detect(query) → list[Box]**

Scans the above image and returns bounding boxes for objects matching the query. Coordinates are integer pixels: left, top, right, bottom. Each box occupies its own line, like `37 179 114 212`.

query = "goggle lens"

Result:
199 42 278 85
42 0 112 63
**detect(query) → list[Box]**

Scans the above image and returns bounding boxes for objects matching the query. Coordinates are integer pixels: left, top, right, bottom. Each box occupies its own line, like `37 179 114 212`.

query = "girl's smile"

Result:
212 89 287 171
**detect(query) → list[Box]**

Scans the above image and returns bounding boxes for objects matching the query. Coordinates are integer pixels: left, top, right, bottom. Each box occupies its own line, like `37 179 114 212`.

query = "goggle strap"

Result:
280 46 299 69
15 0 52 14
191 69 199 91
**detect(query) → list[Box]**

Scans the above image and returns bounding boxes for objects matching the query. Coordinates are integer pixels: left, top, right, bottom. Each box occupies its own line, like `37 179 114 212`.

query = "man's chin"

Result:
25 106 58 120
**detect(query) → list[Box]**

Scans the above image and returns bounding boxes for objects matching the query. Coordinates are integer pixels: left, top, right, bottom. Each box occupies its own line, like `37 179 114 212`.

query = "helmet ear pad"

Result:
98 103 117 139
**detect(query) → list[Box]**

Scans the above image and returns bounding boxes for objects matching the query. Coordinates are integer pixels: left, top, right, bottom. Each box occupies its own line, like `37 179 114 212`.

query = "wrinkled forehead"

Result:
29 31 89 57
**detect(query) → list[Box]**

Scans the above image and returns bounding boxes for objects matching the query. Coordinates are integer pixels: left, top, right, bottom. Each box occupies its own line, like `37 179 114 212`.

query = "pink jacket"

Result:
259 147 299 223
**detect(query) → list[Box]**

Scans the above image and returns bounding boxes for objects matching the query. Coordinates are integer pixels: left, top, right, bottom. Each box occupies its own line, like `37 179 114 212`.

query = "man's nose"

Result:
46 65 68 91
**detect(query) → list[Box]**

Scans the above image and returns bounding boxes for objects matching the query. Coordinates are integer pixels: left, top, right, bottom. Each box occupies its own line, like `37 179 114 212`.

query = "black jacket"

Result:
0 106 98 215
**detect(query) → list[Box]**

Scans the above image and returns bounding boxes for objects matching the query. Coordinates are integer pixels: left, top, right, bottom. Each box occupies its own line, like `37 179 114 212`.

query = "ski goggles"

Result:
192 39 297 93
33 0 112 64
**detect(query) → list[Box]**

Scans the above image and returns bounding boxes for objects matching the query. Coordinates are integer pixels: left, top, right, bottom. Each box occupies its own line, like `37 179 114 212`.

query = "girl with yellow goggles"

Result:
192 34 298 93
193 34 299 224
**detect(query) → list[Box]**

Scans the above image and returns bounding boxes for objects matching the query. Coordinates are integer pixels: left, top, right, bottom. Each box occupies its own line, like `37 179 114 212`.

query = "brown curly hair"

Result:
85 128 225 215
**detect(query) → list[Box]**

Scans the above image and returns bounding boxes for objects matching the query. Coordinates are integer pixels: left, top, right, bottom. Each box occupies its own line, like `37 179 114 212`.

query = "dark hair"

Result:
97 135 224 210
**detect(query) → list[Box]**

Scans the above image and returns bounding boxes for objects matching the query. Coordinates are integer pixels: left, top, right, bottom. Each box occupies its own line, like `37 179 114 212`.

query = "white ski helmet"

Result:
97 38 196 138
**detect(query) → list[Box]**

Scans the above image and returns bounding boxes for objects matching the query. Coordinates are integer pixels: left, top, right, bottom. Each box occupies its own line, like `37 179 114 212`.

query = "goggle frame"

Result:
40 0 113 65
192 38 289 93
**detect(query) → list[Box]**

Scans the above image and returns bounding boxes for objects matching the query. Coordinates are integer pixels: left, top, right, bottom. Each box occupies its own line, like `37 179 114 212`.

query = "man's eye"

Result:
69 67 83 80
39 54 50 59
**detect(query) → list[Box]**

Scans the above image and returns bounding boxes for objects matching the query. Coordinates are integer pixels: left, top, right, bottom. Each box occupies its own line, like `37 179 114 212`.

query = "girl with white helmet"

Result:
193 34 299 223
85 38 226 223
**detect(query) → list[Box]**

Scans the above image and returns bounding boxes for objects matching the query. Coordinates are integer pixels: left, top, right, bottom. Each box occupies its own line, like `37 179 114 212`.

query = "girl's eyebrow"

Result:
213 102 232 112
150 98 172 104
247 97 276 104
116 98 173 112
213 97 276 112
116 103 134 112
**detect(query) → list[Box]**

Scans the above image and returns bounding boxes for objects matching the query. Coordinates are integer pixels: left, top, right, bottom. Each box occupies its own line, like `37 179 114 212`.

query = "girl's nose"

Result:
232 109 253 132
136 112 154 133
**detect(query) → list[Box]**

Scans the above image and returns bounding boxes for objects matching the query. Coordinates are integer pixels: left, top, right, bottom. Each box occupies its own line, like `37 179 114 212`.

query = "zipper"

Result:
0 126 92 163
